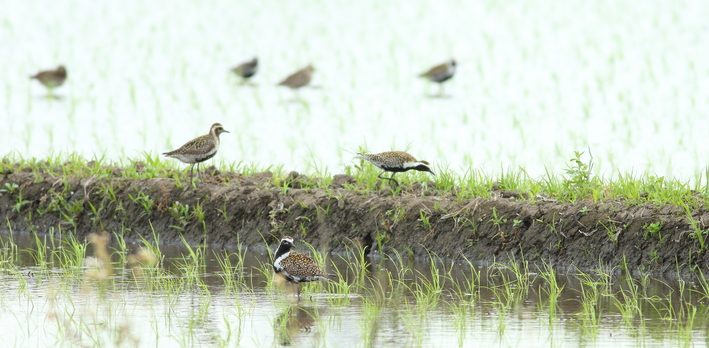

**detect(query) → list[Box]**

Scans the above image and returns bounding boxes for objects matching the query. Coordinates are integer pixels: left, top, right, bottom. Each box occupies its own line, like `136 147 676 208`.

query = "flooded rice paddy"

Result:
1 230 708 347
4 1 709 346
3 0 709 180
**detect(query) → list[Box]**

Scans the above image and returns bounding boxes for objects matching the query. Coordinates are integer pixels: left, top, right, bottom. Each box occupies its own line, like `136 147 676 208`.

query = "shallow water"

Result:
2 1 709 181
0 230 707 347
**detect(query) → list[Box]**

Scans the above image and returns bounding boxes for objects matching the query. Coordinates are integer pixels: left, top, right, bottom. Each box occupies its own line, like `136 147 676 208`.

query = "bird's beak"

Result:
223 130 230 133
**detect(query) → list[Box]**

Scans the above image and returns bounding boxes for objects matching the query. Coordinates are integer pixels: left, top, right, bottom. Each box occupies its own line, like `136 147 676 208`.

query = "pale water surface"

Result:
0 231 707 347
2 0 709 181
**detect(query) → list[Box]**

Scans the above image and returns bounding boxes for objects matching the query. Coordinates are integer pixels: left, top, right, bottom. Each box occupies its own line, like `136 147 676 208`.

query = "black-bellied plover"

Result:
356 151 435 186
232 57 258 83
419 59 456 96
273 236 334 297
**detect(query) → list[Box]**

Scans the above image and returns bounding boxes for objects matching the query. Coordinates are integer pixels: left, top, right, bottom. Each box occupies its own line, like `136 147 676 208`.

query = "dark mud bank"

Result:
2 169 709 276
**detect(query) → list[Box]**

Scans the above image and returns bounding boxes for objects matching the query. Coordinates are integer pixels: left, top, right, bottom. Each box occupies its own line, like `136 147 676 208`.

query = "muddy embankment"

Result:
1 166 709 277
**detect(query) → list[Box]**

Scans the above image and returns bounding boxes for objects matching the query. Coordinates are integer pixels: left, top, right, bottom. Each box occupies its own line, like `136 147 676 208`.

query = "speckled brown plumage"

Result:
30 65 67 90
356 151 435 186
273 236 334 287
278 65 314 90
163 123 229 180
278 251 332 282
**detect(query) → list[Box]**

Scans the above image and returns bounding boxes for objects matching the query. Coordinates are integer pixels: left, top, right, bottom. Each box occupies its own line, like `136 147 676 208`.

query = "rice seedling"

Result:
445 297 474 347
574 268 613 339
612 275 644 327
135 225 165 269
173 235 207 288
28 230 50 269
53 233 87 269
213 243 250 293
0 223 19 265
337 239 371 289
537 261 564 325
253 257 277 293
359 295 384 348
411 251 451 312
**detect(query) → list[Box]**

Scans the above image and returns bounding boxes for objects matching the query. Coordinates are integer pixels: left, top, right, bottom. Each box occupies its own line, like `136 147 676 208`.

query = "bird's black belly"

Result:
381 165 411 173
286 274 314 284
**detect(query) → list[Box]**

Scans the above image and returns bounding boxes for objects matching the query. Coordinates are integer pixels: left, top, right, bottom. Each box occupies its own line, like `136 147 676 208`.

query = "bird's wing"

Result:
166 135 216 156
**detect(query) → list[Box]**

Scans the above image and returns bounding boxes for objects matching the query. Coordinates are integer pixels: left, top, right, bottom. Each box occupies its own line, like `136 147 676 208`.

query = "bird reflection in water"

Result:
273 305 318 346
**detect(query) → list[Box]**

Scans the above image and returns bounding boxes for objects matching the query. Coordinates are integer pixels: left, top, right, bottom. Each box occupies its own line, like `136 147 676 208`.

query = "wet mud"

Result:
2 166 709 277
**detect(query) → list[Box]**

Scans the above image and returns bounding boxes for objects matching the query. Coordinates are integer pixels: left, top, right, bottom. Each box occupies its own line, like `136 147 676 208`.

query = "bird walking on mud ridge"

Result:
232 57 258 84
30 65 68 95
356 151 435 187
163 123 229 182
419 59 456 96
273 236 335 297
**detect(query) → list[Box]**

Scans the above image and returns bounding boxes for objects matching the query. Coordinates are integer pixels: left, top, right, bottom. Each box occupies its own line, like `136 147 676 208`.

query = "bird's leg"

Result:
188 164 195 182
196 163 201 179
389 173 399 186
378 171 399 186
438 83 445 97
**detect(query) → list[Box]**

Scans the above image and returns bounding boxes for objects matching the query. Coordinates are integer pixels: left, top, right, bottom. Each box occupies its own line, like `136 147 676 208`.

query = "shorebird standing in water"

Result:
419 59 456 96
231 57 258 84
278 64 314 99
356 151 435 186
30 65 67 96
273 236 334 297
163 123 229 182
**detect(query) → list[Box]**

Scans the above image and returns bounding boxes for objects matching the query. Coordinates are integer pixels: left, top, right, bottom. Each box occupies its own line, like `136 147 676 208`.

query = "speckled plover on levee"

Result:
356 151 435 186
163 123 229 182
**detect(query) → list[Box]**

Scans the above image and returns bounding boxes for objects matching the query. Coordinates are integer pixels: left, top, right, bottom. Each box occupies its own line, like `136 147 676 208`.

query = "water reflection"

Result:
274 305 318 346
